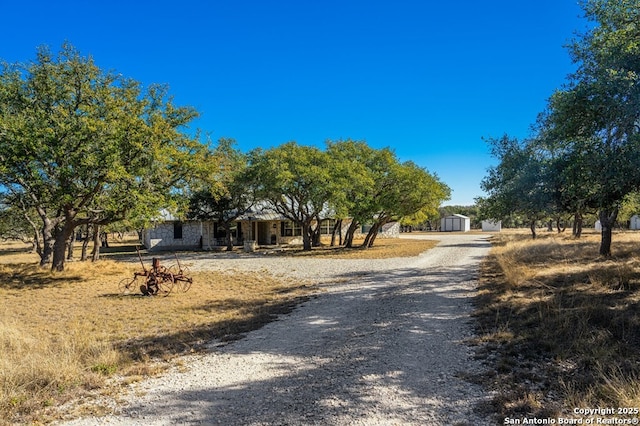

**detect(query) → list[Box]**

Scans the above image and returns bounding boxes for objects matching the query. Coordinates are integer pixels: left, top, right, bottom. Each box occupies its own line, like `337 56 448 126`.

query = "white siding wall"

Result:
441 215 471 232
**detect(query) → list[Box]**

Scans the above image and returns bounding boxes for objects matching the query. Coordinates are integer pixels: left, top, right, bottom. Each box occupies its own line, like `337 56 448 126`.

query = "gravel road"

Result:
62 233 493 425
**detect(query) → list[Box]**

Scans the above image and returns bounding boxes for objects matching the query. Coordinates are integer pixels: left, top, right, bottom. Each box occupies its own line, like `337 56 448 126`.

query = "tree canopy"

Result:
249 141 336 251
247 140 449 251
478 0 640 255
0 43 206 270
188 138 255 251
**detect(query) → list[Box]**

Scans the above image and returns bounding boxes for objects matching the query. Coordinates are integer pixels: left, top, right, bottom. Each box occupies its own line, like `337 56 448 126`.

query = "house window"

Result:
319 219 336 235
281 221 302 236
173 221 183 239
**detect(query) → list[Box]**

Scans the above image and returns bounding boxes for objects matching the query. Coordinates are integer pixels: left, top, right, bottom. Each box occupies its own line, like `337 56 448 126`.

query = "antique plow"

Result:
118 248 193 296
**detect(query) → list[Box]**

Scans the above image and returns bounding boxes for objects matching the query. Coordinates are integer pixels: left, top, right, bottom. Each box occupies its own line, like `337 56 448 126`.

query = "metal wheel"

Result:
168 265 192 292
179 277 193 293
118 276 138 295
156 274 175 296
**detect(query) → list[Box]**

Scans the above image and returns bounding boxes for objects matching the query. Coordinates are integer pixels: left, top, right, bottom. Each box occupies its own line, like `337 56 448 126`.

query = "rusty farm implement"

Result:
118 249 193 296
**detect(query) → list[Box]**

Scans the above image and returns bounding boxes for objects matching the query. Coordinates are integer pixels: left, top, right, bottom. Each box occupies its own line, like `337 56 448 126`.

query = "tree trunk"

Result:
224 222 233 251
529 219 537 239
302 221 312 251
573 212 583 238
311 221 321 247
24 212 42 256
599 208 618 257
367 223 383 248
32 229 42 256
39 218 56 267
81 224 91 261
368 232 380 248
52 220 75 272
344 220 359 248
66 231 74 260
91 224 101 262
363 222 381 248
100 232 109 248
330 219 342 247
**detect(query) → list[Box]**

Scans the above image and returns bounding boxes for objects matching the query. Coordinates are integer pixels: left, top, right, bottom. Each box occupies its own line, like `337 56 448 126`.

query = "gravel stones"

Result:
60 234 493 425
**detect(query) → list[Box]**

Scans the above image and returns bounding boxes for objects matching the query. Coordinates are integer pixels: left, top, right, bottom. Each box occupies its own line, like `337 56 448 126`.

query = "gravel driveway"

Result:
62 233 493 425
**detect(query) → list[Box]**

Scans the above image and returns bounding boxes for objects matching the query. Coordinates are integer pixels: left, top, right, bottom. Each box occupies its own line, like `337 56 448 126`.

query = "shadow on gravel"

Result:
115 249 493 425
440 242 494 249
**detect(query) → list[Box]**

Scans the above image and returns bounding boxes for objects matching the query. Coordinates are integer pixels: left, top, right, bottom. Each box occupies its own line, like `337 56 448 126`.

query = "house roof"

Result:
154 198 336 223
235 201 287 221
236 211 287 221
444 214 470 219
236 199 336 221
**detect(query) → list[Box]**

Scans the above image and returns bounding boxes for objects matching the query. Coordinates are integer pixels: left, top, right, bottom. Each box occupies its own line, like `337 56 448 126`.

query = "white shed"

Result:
441 214 471 232
595 220 602 231
481 220 502 232
631 215 640 230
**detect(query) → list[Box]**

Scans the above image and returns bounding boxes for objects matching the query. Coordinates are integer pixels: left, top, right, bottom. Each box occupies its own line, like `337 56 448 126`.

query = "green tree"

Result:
0 44 204 270
479 136 551 239
325 140 380 247
0 193 41 252
533 131 603 237
619 191 640 225
540 0 640 255
326 140 448 247
361 160 449 247
188 138 255 251
250 142 335 251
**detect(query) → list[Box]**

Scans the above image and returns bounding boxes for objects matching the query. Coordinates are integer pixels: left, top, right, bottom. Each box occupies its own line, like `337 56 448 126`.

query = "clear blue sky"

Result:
1 1 587 205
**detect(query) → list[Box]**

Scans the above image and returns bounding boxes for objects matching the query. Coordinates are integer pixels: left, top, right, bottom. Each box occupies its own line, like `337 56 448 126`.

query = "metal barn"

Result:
440 214 471 232
481 220 502 232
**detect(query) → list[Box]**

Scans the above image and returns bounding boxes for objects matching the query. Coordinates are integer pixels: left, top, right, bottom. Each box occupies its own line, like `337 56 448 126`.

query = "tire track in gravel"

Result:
61 233 493 425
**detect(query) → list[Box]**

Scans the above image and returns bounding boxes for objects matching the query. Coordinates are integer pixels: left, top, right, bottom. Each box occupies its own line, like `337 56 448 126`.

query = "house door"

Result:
257 222 270 245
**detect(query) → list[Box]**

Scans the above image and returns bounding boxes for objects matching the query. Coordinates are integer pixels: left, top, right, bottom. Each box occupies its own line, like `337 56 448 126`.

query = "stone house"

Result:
143 208 400 252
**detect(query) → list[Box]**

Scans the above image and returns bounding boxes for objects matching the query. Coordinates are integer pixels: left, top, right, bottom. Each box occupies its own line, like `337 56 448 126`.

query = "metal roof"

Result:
236 211 287 221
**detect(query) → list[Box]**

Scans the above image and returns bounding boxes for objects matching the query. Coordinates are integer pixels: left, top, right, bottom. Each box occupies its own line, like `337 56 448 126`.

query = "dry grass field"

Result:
269 235 438 258
0 236 437 425
475 229 640 421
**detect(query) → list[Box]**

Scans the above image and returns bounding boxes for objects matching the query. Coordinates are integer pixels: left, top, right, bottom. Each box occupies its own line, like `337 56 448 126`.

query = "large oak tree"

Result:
0 44 205 270
188 138 256 251
479 0 640 255
249 142 335 251
541 0 640 255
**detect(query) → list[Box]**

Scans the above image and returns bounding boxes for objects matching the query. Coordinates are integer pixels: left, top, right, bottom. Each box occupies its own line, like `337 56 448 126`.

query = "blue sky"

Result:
1 1 587 205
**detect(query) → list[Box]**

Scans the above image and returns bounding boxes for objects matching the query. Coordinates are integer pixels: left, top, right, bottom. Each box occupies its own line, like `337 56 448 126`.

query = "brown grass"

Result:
475 229 640 421
0 235 437 424
267 236 438 259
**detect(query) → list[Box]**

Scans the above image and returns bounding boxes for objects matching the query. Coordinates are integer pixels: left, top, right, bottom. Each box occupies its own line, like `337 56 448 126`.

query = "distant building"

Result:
631 215 640 230
481 220 502 232
440 214 470 232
